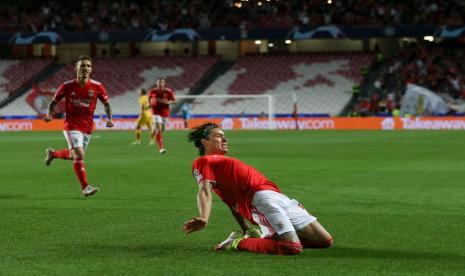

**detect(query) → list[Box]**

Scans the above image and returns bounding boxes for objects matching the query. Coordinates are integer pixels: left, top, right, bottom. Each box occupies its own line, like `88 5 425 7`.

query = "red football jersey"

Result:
52 79 109 134
192 155 280 222
148 88 175 117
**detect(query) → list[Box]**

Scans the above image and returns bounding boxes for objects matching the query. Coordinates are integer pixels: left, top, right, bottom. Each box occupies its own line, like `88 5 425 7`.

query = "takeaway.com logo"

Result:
400 118 465 130
0 122 33 131
239 118 335 130
381 118 395 130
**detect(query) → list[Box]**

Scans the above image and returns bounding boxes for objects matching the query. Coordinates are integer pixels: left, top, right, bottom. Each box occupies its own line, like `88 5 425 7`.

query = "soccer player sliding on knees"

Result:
183 123 333 255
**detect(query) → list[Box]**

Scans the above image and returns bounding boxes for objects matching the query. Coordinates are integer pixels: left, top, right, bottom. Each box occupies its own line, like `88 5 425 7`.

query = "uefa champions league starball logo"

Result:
383 27 396 37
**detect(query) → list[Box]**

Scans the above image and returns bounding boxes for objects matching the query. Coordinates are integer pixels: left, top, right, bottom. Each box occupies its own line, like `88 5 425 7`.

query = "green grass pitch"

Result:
1 130 464 275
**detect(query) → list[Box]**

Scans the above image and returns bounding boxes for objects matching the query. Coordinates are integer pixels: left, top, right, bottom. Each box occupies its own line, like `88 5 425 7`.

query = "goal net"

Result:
175 94 275 130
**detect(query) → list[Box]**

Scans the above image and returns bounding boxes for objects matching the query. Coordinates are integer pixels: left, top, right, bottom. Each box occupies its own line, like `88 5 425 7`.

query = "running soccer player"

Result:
148 78 176 154
43 55 113 197
183 122 333 255
132 88 154 145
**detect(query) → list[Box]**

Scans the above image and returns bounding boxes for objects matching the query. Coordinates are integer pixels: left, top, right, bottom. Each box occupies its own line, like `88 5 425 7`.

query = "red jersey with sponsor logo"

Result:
192 154 280 223
52 79 109 134
148 88 175 117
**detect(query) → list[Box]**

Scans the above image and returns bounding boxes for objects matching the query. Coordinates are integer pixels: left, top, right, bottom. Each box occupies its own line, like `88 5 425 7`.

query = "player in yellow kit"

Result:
132 88 154 145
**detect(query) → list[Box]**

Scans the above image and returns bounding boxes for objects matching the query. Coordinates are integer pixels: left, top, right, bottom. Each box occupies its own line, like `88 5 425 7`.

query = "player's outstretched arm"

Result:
104 102 113 128
44 100 56 122
196 181 213 222
183 181 213 234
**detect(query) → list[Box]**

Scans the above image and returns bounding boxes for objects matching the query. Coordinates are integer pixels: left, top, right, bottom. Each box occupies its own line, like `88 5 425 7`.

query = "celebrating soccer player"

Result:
148 78 176 154
132 88 154 145
43 55 113 197
183 123 333 255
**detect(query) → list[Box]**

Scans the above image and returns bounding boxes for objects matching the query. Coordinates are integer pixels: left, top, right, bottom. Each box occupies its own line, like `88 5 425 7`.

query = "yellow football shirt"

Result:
138 95 152 118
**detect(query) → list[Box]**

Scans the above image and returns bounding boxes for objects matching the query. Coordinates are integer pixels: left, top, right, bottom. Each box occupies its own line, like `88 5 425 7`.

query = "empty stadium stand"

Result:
0 54 373 117
0 58 54 103
0 56 219 116
192 53 373 116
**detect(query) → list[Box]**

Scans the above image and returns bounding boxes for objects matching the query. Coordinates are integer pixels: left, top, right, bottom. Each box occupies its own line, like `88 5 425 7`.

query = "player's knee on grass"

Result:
326 236 334 247
301 235 333 249
316 236 333 248
297 221 333 248
278 241 303 255
279 231 301 244
276 232 303 254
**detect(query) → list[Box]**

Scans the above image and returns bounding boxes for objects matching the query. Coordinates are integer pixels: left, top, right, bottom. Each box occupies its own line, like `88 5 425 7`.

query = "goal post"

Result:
175 94 275 130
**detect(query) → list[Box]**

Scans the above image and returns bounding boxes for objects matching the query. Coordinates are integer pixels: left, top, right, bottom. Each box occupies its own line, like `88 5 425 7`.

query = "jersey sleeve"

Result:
169 90 176 101
52 83 67 102
192 157 216 185
97 84 110 104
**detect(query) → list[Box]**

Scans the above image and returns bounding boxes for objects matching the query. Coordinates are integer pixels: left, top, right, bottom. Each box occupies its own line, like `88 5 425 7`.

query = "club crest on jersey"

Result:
88 90 94 97
70 91 76 97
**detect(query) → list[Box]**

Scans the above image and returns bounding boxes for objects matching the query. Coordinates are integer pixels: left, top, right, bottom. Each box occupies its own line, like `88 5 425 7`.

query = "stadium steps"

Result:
0 57 220 116
190 60 235 96
172 60 235 113
189 53 373 116
0 62 66 109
